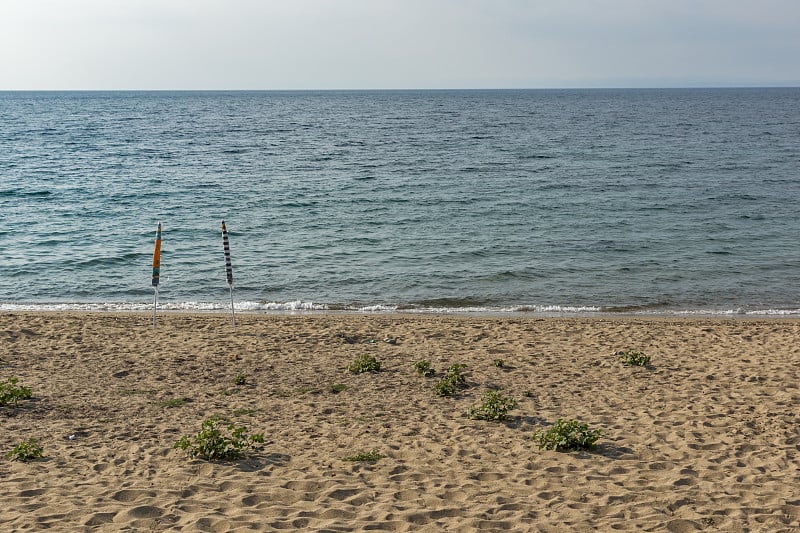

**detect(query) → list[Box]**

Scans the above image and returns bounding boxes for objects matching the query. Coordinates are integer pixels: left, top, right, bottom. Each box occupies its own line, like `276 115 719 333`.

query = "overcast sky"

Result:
2 0 799 90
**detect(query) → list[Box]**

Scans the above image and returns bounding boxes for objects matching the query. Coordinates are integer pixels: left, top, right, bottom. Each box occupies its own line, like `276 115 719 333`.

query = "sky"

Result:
2 0 799 90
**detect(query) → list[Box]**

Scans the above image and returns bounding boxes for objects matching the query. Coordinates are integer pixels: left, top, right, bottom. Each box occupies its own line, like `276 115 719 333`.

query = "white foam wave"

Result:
0 301 798 317
671 307 800 317
622 307 800 317
247 300 328 311
0 300 328 313
357 304 399 312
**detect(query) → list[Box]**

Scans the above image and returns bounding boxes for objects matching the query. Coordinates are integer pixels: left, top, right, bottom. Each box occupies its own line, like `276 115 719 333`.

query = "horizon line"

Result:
2 85 799 93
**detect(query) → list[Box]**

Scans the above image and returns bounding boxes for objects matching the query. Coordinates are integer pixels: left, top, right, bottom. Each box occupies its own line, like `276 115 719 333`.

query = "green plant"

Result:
344 450 385 462
157 398 187 408
347 354 382 373
175 418 264 461
617 349 651 367
467 390 518 421
329 383 348 394
233 374 248 386
434 378 458 396
0 377 32 407
413 360 436 377
532 419 602 452
446 363 467 381
493 359 505 368
6 438 44 461
434 363 468 397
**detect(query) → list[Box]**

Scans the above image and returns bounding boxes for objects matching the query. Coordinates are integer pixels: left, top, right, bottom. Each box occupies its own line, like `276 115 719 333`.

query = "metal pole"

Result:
153 287 158 328
229 284 236 331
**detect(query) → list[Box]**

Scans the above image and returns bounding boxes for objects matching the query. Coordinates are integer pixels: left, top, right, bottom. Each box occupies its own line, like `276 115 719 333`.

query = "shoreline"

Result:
3 312 799 531
3 305 800 320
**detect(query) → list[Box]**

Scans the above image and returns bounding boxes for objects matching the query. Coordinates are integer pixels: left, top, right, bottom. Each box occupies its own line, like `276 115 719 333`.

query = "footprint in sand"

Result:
83 512 117 526
110 489 157 502
125 505 164 519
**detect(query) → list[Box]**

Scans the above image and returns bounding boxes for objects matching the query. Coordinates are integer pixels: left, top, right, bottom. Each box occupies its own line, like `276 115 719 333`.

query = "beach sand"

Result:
2 312 799 532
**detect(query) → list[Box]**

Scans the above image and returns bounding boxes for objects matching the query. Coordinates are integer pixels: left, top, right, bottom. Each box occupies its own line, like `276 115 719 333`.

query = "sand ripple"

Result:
2 312 800 531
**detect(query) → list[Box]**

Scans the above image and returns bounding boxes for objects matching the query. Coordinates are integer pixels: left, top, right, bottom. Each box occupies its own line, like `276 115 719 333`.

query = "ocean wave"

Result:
0 188 53 198
1 300 798 317
0 301 595 315
0 300 327 313
671 307 800 317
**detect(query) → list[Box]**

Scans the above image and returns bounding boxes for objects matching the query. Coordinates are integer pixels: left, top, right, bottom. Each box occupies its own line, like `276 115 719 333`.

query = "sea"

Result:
1 88 799 316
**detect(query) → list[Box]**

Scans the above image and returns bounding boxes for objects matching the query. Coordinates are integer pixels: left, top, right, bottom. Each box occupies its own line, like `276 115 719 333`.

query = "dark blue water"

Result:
1 89 799 315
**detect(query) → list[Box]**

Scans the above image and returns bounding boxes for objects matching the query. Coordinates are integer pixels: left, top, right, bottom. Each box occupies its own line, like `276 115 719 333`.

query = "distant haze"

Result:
2 0 799 90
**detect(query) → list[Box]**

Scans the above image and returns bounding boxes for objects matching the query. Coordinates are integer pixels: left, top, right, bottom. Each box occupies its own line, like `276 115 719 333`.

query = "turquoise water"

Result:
1 89 799 315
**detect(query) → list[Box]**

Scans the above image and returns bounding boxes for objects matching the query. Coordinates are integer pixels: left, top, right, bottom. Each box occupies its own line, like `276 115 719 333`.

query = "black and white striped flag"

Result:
221 220 236 331
222 220 233 287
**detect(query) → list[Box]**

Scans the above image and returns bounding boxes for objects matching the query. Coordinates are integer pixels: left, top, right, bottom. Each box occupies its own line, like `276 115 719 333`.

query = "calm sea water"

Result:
1 89 799 315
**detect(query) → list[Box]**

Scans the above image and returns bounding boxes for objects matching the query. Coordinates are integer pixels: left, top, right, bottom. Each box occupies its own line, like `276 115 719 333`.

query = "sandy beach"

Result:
1 312 799 532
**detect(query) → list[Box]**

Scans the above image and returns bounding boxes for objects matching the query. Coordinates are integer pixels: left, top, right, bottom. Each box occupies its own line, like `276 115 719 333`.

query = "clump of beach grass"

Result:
175 418 264 461
347 354 382 373
413 359 436 377
617 349 651 367
467 389 517 421
344 450 385 462
532 418 602 452
434 363 468 396
0 377 32 407
6 438 44 462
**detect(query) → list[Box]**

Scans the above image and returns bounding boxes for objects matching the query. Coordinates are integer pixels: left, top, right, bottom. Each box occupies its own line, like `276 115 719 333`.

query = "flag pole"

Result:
222 220 236 332
229 284 236 332
152 222 162 329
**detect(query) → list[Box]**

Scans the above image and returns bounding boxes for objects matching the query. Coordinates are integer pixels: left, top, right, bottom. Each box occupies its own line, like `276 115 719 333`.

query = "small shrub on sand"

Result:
0 377 32 407
233 373 248 386
413 360 436 377
617 349 651 367
344 450 385 462
532 419 602 452
434 378 457 396
434 363 468 396
493 358 505 368
175 418 264 461
347 354 382 373
157 398 188 408
467 390 517 421
329 383 348 393
6 438 44 462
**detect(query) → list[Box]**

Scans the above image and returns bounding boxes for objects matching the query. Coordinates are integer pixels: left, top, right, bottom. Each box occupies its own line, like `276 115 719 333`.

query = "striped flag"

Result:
152 222 162 287
222 220 236 331
222 220 233 287
151 222 162 328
